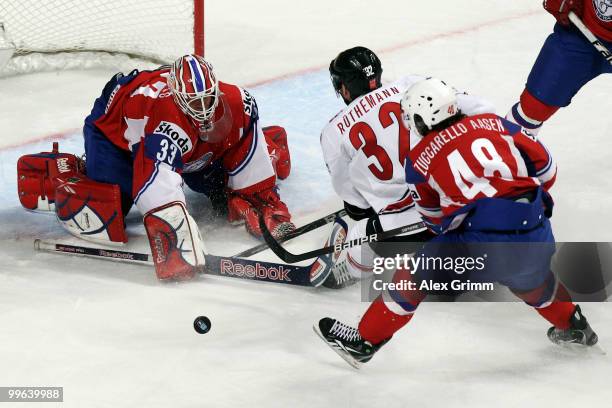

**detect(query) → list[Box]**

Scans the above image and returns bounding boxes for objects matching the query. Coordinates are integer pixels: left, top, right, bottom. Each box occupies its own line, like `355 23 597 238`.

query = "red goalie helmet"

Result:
167 54 220 125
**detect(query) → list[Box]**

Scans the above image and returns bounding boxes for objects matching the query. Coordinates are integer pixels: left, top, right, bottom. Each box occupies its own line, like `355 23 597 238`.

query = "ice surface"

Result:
0 1 611 407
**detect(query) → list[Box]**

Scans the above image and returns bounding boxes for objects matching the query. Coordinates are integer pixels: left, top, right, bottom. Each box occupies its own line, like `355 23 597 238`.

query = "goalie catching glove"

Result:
228 188 295 239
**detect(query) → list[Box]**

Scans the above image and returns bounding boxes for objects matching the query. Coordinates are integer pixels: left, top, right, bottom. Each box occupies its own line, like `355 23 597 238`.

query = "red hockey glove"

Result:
263 126 291 180
227 188 295 239
543 0 583 26
17 142 83 211
17 142 127 244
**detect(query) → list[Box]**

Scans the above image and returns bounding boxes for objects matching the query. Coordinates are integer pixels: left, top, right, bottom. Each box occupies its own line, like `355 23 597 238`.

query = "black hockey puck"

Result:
193 316 211 334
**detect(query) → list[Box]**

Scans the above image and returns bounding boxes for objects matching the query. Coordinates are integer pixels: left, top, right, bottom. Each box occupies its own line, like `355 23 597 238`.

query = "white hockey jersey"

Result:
320 75 495 229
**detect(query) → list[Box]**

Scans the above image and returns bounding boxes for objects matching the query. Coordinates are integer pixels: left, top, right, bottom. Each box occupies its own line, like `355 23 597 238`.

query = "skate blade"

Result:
555 341 607 356
312 324 362 370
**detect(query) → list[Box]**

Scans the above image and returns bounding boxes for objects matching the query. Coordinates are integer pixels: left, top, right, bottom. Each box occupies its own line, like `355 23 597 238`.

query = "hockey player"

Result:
17 55 294 281
506 0 612 135
315 78 598 368
320 46 494 287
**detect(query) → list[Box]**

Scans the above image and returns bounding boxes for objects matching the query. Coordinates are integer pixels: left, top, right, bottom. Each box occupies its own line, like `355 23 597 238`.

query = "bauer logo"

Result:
154 121 193 154
220 259 292 282
594 0 612 22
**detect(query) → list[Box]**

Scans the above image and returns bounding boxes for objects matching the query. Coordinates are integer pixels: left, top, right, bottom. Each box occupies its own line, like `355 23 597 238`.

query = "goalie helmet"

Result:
400 77 459 138
167 54 220 125
329 46 382 104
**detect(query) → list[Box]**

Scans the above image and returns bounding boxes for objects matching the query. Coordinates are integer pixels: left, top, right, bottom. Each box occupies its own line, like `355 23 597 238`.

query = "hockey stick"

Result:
34 239 330 287
233 208 347 258
258 216 426 263
569 11 612 65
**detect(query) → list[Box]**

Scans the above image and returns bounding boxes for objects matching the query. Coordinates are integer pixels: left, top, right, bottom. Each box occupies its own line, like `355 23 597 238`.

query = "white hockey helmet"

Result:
167 54 220 124
400 77 459 138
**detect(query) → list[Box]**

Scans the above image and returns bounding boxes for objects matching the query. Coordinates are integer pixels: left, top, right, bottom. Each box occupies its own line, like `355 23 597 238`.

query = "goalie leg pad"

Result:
345 218 376 280
17 142 82 211
144 202 207 281
55 175 127 244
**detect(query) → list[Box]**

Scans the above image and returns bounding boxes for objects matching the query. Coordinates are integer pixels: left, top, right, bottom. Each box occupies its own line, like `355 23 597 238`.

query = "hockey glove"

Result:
227 188 295 239
543 0 583 26
17 142 84 211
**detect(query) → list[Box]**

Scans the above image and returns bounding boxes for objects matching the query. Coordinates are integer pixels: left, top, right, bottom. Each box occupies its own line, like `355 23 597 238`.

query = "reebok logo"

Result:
154 121 193 154
220 259 292 282
56 157 71 173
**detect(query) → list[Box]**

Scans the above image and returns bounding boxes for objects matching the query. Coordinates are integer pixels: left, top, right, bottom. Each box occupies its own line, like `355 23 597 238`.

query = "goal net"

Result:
0 0 204 76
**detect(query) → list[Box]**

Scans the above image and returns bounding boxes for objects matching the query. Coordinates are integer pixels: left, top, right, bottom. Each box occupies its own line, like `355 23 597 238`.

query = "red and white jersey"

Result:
406 113 557 228
584 0 612 42
320 75 494 229
94 68 275 215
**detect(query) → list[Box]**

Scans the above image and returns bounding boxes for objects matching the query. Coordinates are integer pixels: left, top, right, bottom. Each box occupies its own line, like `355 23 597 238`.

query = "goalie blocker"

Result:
17 143 205 280
17 142 127 243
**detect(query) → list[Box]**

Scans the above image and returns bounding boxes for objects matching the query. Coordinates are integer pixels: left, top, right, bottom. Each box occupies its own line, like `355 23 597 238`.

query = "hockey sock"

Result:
512 275 574 330
506 89 559 135
358 297 415 345
536 301 575 330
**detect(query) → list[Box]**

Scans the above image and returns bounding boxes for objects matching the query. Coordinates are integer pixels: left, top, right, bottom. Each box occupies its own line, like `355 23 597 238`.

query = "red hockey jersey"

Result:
94 68 276 215
406 114 557 228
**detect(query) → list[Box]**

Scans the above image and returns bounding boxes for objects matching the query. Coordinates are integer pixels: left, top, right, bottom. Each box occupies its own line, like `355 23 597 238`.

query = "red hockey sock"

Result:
358 297 414 344
519 89 559 122
535 302 576 330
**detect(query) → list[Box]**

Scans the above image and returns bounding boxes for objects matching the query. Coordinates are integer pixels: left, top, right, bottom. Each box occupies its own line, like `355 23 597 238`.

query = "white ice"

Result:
0 1 611 407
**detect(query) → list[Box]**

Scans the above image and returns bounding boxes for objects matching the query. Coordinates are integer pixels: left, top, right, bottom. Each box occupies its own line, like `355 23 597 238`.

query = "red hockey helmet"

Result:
167 54 220 124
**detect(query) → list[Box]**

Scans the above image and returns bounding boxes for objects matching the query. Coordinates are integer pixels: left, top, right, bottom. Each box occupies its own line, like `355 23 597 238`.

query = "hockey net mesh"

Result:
0 0 199 76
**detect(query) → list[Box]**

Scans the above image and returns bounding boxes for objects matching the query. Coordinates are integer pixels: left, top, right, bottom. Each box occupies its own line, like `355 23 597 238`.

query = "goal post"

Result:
0 0 205 76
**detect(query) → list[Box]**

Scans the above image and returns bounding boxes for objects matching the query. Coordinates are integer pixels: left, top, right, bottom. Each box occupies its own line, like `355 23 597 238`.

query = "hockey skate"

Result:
314 318 387 369
547 305 598 347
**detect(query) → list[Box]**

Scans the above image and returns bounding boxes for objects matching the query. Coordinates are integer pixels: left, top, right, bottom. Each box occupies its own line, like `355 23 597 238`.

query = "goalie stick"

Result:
34 239 334 287
569 11 612 65
233 208 347 258
258 216 427 263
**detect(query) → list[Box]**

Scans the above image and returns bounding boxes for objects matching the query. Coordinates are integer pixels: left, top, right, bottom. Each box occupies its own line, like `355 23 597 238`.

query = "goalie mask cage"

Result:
0 0 205 76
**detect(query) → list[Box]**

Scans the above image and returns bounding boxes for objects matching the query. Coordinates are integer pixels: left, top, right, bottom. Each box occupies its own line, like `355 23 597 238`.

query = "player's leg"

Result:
506 24 607 135
315 228 439 367
331 218 375 282
323 211 432 287
83 72 138 216
314 266 424 368
492 219 598 346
